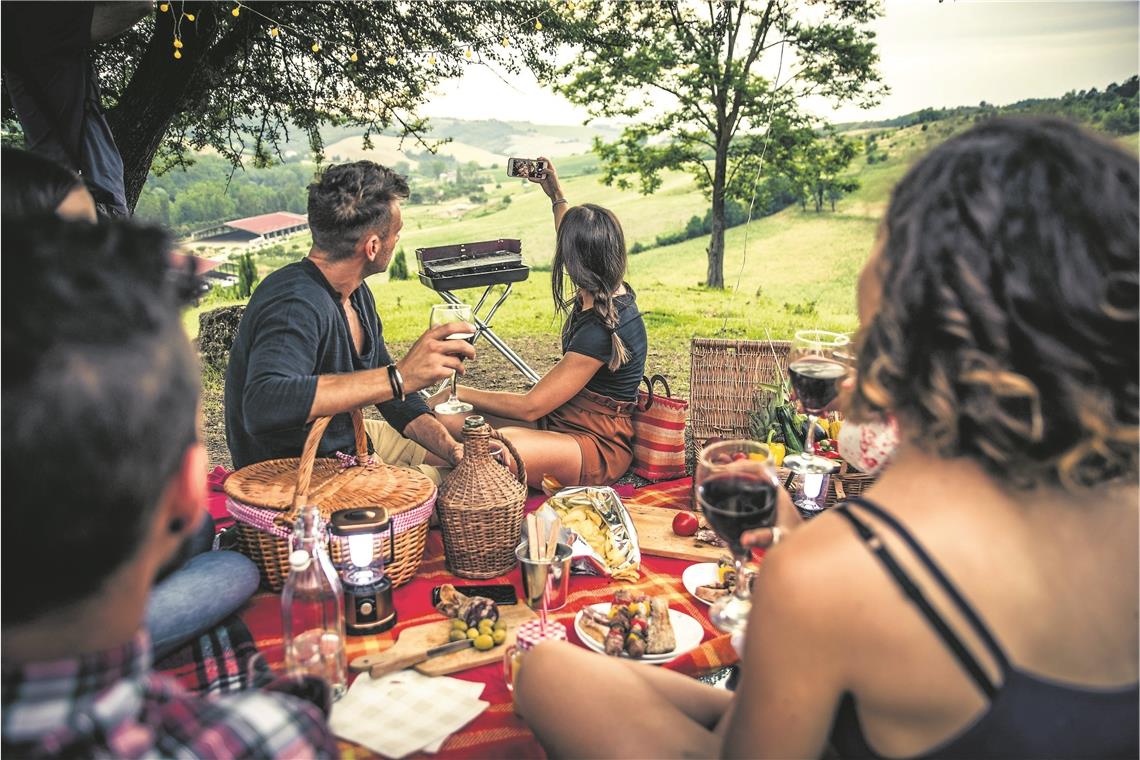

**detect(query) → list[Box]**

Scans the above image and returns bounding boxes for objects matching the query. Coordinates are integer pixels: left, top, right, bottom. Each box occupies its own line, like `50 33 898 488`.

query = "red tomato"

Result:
672 511 699 536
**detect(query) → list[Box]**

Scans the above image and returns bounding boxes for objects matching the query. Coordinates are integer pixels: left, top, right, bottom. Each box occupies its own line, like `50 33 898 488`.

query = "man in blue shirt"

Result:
225 161 474 470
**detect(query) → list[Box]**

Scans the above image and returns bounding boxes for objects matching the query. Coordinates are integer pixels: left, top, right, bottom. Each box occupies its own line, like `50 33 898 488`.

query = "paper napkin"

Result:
329 670 488 759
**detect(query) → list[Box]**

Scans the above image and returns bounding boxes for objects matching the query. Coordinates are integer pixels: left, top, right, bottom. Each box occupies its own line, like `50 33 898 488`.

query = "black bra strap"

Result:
845 496 1011 671
834 506 999 700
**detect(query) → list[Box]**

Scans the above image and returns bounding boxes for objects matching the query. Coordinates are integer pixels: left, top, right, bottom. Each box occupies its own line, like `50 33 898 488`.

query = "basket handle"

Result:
289 408 369 514
637 374 672 412
489 428 527 487
638 375 654 411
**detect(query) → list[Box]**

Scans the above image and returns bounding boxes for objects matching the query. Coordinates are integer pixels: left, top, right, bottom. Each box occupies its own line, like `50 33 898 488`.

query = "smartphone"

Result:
432 583 518 606
506 157 547 180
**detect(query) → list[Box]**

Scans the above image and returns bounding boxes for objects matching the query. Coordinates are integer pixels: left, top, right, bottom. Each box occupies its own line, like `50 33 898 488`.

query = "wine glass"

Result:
428 303 475 415
783 330 850 511
695 440 779 634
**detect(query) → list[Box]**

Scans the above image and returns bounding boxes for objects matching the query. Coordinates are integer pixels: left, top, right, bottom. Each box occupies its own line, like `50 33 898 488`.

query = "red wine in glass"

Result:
697 474 778 553
788 357 847 413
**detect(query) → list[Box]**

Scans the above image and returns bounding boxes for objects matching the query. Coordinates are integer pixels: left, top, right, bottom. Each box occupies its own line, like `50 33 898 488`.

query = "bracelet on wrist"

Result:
386 363 405 402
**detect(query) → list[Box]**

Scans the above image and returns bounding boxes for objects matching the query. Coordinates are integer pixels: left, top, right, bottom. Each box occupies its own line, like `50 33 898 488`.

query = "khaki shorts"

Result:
362 418 449 487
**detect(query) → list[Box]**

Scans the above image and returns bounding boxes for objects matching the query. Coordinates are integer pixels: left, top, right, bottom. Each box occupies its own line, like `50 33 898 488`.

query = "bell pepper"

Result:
766 430 786 467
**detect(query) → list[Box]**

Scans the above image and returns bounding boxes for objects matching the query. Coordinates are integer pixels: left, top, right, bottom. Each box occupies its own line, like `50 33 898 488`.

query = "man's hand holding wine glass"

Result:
397 320 477 395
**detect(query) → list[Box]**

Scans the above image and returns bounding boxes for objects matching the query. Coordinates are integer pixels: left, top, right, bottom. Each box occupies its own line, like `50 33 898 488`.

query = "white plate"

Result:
682 562 723 606
574 602 703 664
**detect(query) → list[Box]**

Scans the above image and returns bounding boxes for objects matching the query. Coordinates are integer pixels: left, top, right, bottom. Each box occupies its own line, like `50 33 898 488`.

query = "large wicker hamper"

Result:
690 337 878 507
224 409 436 591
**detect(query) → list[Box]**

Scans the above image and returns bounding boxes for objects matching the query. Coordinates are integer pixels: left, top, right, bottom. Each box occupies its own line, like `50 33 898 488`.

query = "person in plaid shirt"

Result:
1 219 337 758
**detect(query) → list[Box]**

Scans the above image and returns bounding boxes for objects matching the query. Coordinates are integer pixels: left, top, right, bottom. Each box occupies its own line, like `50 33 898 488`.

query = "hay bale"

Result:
198 305 245 371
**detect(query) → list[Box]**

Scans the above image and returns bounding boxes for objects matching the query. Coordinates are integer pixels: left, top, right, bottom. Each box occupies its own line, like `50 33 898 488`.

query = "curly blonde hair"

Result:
849 118 1138 490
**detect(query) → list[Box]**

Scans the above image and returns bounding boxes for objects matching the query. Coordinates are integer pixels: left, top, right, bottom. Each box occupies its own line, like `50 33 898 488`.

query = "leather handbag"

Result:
631 374 688 482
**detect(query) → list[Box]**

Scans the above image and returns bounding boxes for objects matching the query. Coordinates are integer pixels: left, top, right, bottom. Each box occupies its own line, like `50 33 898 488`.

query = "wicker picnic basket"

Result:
436 417 527 579
689 338 792 442
690 338 879 505
224 409 436 591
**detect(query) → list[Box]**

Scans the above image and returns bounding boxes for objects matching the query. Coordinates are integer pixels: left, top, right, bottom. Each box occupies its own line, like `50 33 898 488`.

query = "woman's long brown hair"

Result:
551 203 631 371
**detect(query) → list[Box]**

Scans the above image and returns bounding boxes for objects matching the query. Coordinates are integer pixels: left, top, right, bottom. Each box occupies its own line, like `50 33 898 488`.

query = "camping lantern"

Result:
330 507 397 635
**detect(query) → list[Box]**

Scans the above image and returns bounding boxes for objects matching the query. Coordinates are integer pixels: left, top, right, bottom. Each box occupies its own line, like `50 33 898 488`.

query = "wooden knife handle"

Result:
350 649 428 679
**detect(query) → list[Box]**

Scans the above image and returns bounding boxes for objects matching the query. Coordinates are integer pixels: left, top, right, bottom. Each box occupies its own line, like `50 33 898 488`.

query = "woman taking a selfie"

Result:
433 158 648 488
515 118 1138 758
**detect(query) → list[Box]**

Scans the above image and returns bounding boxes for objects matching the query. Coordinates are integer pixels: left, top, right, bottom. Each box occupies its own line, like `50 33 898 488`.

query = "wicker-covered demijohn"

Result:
224 409 437 591
437 417 527 579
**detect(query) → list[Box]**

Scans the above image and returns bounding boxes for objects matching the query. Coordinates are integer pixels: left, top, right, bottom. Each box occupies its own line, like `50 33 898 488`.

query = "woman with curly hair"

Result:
515 118 1138 758
432 158 647 488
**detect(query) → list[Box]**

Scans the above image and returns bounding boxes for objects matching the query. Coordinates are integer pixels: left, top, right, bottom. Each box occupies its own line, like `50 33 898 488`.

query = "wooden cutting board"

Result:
627 503 731 563
352 603 536 678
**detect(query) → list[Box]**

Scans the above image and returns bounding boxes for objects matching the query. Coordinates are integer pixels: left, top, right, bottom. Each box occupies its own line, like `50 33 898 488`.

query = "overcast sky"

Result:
421 0 1139 126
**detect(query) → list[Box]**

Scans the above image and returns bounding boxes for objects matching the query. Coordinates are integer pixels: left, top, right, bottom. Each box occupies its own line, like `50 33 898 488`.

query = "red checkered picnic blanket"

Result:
175 475 736 759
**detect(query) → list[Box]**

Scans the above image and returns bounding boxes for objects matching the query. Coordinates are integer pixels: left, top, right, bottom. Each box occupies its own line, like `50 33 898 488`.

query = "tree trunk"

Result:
104 5 224 209
706 137 729 289
104 3 267 210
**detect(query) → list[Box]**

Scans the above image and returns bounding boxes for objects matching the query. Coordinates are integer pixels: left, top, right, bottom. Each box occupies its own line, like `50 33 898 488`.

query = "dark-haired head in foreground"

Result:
2 218 202 633
2 218 338 756
851 116 1138 491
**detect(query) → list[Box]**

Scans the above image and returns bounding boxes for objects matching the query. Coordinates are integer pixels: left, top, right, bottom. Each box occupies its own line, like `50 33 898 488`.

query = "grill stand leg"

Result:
425 285 541 398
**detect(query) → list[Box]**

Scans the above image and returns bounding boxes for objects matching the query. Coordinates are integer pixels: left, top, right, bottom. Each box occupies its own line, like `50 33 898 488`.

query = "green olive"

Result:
466 627 480 639
492 628 507 645
478 619 495 633
450 619 468 631
493 619 507 632
448 628 468 642
473 633 495 651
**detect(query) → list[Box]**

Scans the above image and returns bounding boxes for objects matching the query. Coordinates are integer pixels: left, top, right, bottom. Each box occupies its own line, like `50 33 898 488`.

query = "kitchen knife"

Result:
350 637 474 679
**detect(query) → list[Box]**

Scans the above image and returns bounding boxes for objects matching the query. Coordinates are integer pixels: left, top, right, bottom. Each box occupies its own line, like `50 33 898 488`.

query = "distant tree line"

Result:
133 154 311 233
839 76 1139 135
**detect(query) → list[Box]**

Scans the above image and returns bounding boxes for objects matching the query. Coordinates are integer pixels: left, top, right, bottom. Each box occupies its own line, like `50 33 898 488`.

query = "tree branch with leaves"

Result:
553 0 885 288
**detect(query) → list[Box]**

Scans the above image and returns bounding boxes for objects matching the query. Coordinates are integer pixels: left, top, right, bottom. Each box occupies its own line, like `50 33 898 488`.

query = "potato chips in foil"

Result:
545 486 640 582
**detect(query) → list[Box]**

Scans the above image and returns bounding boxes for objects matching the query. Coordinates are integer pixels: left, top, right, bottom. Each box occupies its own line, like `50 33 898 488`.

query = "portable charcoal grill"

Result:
416 238 540 385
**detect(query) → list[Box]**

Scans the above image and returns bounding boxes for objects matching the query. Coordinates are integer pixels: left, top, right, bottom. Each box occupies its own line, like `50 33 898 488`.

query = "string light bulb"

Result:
231 5 240 17
501 36 509 47
428 53 436 65
311 41 321 53
351 52 360 62
269 27 279 38
173 50 182 59
535 19 543 30
173 37 183 49
159 3 169 11
386 55 397 64
184 12 195 21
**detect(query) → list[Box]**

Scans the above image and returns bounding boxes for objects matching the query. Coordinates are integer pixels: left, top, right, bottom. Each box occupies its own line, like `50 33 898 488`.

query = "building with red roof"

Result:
188 211 308 246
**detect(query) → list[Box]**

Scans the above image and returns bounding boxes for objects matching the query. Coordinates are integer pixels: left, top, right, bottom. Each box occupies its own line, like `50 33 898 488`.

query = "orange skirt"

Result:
540 388 636 486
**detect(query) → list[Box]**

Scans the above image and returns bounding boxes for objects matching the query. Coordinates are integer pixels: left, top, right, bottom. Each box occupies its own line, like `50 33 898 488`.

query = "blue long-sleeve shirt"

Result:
224 258 429 469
